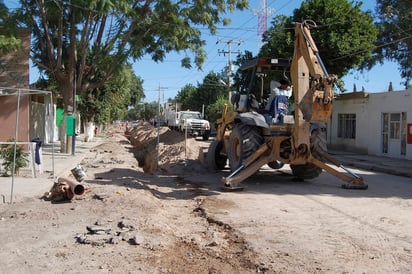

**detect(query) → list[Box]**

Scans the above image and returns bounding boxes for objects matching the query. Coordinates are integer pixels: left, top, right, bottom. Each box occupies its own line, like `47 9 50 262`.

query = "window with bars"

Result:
389 113 400 139
338 113 356 139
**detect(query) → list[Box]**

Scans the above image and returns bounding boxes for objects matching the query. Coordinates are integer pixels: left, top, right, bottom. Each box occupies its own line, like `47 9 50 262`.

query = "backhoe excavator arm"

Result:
290 20 336 160
289 20 367 189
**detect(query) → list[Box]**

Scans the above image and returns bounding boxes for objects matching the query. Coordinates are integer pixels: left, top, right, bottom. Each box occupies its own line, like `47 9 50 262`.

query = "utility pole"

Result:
217 39 243 99
157 83 168 169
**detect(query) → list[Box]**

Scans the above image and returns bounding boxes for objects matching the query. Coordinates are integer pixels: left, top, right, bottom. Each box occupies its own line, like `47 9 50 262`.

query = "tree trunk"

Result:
59 79 75 154
84 121 95 142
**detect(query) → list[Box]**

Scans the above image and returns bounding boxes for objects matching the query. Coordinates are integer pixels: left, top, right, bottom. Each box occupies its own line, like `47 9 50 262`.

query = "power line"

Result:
331 35 412 62
217 39 243 91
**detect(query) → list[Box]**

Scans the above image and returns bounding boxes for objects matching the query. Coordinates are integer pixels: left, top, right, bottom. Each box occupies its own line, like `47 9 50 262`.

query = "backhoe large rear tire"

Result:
290 128 327 180
227 123 264 172
207 140 227 171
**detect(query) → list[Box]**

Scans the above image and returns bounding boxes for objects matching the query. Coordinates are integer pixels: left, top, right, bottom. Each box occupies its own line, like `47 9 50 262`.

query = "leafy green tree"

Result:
0 2 20 54
0 35 20 54
106 67 144 122
13 0 247 151
175 84 197 111
195 72 229 110
372 0 411 87
260 16 294 60
125 101 158 122
77 64 144 125
260 0 378 86
175 73 228 114
206 95 233 125
143 102 158 121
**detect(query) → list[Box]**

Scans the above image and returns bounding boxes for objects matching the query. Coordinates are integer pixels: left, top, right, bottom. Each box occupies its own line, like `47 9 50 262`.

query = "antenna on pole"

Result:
252 0 275 45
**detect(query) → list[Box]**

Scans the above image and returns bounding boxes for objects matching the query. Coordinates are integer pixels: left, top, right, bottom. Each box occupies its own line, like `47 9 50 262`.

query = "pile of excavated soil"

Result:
127 122 207 173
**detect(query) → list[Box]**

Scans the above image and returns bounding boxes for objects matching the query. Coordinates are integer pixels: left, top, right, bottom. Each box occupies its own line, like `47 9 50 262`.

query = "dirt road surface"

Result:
0 125 411 273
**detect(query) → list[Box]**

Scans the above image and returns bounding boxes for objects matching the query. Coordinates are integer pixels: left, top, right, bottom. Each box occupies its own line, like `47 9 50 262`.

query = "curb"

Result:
339 160 412 178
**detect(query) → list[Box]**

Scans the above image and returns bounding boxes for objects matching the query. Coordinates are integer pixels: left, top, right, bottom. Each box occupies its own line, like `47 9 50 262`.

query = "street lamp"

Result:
219 79 231 100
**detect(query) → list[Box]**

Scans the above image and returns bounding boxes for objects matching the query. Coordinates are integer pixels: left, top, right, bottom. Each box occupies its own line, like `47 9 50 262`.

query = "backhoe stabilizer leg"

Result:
309 157 368 190
222 156 271 191
221 165 246 191
222 144 270 191
341 183 368 190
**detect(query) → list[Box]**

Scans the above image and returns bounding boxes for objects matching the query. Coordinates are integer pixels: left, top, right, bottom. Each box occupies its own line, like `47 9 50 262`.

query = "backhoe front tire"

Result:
227 124 264 172
202 131 210 141
290 128 327 180
207 140 227 171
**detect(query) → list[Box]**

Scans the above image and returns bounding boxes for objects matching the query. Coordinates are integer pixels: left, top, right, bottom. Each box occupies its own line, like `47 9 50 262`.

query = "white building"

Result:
327 89 412 160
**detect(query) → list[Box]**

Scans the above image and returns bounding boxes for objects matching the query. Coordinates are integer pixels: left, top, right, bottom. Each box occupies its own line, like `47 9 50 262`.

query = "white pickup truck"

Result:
166 109 181 131
179 111 210 140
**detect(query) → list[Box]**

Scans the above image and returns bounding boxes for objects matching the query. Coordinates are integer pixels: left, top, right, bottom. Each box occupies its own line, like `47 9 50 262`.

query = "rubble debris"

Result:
92 193 109 201
129 235 144 245
117 220 136 230
76 220 141 246
86 226 111 234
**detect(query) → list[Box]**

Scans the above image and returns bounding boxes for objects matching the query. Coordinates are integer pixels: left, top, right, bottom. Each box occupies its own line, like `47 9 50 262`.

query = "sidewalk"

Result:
329 150 412 178
0 135 102 203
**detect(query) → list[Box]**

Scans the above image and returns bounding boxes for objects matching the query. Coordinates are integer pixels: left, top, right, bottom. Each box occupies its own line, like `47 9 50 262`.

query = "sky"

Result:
133 0 405 103
5 0 405 103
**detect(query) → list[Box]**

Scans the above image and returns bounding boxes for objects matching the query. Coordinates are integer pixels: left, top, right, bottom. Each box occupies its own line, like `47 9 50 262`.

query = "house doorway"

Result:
382 112 407 157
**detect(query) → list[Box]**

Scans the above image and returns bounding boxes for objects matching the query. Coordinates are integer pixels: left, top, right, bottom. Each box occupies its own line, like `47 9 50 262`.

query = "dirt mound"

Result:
127 122 206 173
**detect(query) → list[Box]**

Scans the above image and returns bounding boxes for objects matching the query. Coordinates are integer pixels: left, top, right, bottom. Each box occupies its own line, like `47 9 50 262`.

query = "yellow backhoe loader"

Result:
207 20 368 190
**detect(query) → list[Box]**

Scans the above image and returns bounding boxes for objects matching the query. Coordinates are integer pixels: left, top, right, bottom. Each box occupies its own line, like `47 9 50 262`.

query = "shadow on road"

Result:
87 162 412 201
89 166 222 201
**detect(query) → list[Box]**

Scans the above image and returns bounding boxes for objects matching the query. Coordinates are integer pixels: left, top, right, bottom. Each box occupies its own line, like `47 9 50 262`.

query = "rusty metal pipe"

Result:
57 177 85 195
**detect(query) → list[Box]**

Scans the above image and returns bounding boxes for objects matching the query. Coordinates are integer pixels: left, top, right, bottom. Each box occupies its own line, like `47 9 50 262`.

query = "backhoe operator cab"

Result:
231 57 294 126
207 20 368 190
